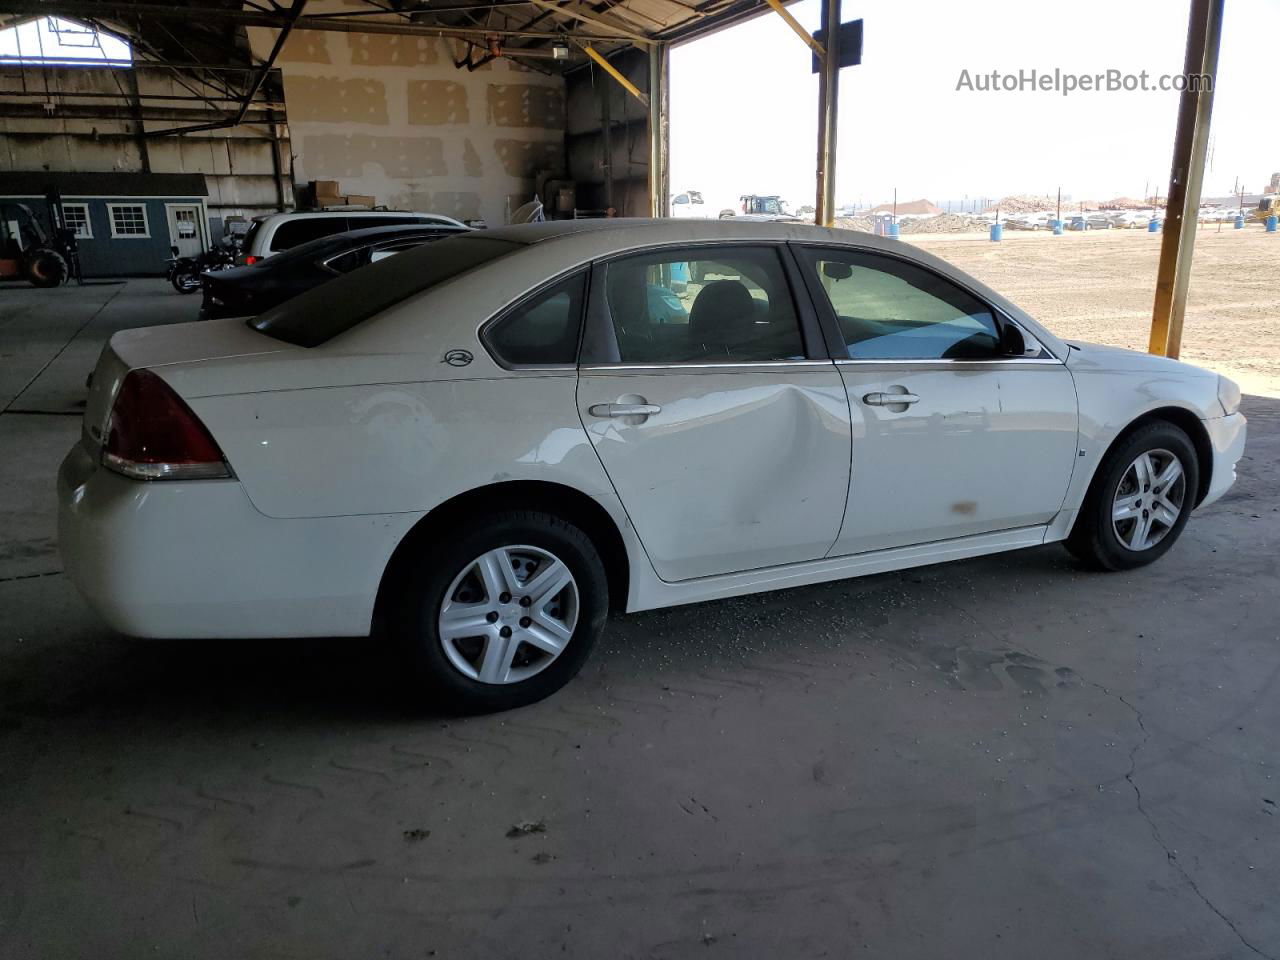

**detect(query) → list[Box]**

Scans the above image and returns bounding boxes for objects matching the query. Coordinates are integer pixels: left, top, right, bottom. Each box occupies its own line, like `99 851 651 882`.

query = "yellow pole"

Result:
763 0 825 60
583 45 649 106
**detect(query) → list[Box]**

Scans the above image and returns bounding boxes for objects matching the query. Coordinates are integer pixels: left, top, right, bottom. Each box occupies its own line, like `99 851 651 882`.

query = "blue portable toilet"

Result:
887 221 900 239
1052 220 1064 235
1266 215 1277 233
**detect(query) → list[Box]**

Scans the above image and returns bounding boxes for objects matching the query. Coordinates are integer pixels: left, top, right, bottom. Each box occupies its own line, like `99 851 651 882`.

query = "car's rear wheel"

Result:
1066 421 1199 571
394 511 608 712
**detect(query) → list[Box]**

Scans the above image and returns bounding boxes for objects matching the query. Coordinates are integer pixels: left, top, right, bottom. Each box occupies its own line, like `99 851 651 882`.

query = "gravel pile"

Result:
833 216 873 232
898 214 985 234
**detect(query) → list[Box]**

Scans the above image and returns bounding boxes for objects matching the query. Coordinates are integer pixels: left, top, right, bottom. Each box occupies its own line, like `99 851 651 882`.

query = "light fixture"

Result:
551 42 569 60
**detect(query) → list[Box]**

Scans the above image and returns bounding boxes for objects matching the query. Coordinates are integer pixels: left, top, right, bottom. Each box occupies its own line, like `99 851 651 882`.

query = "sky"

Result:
669 0 1280 214
0 16 132 65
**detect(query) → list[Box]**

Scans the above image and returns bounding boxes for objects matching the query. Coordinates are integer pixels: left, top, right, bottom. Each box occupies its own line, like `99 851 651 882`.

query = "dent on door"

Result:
578 370 852 582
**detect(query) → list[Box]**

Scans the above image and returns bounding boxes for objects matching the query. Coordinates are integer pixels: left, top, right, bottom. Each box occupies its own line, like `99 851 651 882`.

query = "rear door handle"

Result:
862 392 920 406
588 403 662 418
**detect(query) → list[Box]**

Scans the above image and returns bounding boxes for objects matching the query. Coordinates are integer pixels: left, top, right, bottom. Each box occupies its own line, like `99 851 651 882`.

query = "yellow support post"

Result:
583 45 649 107
763 0 825 60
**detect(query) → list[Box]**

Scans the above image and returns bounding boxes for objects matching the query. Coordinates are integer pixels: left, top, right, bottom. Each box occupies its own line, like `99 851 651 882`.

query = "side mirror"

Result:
1000 322 1026 356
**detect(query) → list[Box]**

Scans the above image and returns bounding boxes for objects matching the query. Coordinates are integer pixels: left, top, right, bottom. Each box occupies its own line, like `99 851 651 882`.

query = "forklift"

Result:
0 190 81 287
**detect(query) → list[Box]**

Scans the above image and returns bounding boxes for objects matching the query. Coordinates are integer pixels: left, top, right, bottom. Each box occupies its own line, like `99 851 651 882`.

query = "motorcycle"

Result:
165 238 238 294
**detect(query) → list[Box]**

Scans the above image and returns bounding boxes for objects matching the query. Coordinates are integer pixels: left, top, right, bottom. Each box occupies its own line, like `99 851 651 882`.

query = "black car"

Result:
199 224 468 320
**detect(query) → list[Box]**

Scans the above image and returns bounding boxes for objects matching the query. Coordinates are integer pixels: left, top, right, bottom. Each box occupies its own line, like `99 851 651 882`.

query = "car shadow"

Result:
1 394 1272 733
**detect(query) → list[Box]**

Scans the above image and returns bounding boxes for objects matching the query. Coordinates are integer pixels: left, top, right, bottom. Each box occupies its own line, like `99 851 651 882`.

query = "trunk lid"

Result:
82 318 288 456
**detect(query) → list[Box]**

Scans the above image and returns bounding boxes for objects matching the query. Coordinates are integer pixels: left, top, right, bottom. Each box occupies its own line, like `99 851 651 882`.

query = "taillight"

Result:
244 255 259 265
102 369 232 481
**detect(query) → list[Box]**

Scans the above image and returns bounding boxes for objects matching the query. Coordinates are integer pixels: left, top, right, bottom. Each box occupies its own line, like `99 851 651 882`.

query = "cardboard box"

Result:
344 194 375 207
312 180 341 198
315 195 348 208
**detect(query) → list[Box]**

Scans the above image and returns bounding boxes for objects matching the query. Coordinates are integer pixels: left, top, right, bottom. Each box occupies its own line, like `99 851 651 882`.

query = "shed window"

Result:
108 204 149 238
61 203 91 239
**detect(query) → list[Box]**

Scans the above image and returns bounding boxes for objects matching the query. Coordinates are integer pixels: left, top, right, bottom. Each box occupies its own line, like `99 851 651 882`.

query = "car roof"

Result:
466 216 905 249
250 210 451 225
340 223 470 242
247 224 469 270
257 217 1069 359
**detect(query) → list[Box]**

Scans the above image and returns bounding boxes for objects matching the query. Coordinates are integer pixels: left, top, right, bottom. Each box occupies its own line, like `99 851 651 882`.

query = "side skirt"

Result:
625 525 1055 613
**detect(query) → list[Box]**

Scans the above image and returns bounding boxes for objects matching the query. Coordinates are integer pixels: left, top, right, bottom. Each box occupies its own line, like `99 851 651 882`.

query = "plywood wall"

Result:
254 24 568 225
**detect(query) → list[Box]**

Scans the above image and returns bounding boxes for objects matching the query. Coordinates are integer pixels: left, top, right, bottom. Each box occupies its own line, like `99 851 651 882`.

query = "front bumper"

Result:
57 442 418 639
1200 412 1246 509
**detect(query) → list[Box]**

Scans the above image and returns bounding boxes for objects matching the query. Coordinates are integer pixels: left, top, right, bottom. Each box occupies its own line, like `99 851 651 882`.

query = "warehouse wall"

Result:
565 48 651 217
250 24 568 226
0 65 291 226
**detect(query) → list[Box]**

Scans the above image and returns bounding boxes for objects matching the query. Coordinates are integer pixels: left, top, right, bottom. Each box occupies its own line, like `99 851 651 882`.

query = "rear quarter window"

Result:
249 234 521 347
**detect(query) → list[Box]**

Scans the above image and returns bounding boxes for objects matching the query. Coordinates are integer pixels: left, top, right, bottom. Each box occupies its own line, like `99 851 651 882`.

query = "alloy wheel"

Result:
1112 448 1186 551
437 545 578 684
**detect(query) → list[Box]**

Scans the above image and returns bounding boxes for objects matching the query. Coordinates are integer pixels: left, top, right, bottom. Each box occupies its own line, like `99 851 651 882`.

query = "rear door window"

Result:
600 246 804 364
269 217 349 252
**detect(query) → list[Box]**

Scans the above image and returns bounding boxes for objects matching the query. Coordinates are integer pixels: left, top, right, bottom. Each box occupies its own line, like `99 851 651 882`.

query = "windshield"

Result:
248 234 521 347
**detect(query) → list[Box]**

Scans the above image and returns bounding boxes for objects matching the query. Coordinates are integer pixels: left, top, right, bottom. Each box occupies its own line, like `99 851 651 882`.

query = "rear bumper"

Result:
57 442 418 639
1200 412 1246 509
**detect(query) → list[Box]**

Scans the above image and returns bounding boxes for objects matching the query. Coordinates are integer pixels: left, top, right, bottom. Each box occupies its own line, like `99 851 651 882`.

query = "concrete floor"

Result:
2 280 1278 959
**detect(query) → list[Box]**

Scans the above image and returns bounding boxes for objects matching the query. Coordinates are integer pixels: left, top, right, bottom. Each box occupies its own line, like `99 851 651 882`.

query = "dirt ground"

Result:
910 225 1280 397
3 269 1279 958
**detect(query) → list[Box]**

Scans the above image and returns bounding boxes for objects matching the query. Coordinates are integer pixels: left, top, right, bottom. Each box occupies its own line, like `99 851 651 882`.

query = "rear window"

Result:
249 234 520 347
270 217 349 251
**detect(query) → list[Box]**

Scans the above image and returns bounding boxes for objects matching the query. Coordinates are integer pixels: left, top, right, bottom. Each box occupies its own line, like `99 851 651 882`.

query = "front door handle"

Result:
588 402 662 419
862 392 920 406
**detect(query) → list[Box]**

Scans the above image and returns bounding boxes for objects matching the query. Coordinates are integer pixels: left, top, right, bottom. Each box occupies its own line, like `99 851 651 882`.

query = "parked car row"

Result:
199 223 469 320
167 209 476 316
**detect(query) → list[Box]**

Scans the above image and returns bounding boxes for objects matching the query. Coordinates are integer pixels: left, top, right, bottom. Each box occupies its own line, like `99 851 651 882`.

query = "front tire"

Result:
393 510 608 712
1066 421 1199 571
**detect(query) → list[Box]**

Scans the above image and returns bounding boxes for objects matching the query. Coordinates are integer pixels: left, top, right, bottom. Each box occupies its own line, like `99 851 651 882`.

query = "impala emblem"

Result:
442 349 473 367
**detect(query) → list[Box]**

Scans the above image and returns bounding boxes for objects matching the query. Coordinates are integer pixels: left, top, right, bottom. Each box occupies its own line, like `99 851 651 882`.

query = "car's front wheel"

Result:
394 511 608 712
1066 421 1199 571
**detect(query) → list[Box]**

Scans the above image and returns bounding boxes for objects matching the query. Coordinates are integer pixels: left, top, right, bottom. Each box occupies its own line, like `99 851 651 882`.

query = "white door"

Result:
166 204 204 257
794 246 1079 555
577 245 852 582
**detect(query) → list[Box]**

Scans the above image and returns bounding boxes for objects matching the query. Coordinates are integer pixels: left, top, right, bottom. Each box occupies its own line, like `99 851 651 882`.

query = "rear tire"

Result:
392 510 608 713
172 269 201 294
1066 421 1199 571
25 250 67 288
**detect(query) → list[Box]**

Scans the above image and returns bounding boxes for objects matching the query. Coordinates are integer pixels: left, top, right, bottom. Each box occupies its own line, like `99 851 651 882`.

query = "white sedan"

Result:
58 219 1247 711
